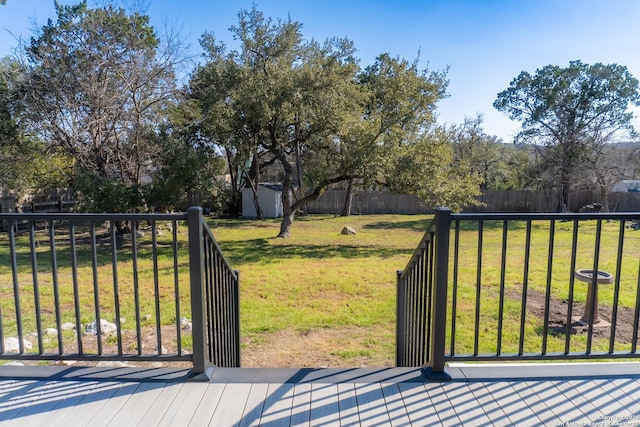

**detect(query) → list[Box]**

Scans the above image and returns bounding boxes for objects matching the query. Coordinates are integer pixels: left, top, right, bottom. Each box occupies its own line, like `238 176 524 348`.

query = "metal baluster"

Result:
49 220 63 353
541 220 556 356
451 221 460 356
110 221 122 355
474 220 483 356
608 220 626 353
69 221 83 355
90 221 103 354
8 220 23 353
497 220 508 356
173 220 182 355
519 220 532 356
29 220 43 353
565 220 579 355
152 221 162 354
586 219 603 354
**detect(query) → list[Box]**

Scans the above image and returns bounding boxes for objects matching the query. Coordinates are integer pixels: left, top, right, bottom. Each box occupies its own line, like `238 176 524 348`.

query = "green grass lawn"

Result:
212 214 640 366
209 214 430 366
1 214 638 367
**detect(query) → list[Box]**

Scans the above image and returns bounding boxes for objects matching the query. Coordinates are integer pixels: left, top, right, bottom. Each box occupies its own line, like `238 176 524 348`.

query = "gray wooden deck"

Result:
1 363 640 426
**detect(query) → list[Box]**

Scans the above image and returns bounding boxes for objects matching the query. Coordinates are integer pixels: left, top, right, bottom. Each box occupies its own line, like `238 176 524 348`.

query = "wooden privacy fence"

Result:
307 189 640 215
307 191 430 215
475 190 640 213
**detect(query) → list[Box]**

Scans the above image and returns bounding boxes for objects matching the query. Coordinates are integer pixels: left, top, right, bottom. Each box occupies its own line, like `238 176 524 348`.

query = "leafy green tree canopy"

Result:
18 1 181 215
191 6 450 236
494 60 640 209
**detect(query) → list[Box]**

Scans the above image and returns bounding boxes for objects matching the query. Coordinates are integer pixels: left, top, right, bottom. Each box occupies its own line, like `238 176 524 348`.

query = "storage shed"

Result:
241 183 284 218
611 180 640 193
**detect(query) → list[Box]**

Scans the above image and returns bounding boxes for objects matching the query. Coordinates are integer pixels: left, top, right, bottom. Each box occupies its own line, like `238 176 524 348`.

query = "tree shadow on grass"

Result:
218 238 412 264
362 218 434 232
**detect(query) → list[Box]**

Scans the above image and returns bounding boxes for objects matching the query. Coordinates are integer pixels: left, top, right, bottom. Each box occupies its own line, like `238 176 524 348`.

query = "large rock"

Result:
181 317 193 330
84 318 118 335
4 337 32 352
341 226 357 235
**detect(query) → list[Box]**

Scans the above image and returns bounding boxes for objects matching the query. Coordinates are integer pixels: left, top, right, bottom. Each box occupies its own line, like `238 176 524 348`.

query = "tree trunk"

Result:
600 184 610 213
341 178 354 216
295 139 307 216
248 150 263 219
278 211 295 238
251 184 264 220
277 153 295 238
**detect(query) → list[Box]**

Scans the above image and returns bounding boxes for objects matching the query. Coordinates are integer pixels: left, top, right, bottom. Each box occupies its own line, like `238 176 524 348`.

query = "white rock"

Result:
61 323 76 331
84 318 118 335
45 328 58 336
96 361 130 368
4 337 32 352
341 226 357 235
181 317 192 330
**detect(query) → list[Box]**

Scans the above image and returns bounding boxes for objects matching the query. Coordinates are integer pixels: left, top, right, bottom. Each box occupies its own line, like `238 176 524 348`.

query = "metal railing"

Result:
0 207 239 377
397 209 640 372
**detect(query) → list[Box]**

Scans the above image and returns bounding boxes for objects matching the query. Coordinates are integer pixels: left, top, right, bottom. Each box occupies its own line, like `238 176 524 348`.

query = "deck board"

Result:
309 383 340 426
442 381 493 426
137 383 184 427
186 383 226 427
18 381 101 427
87 382 146 427
237 383 269 427
210 383 252 427
105 382 170 427
483 380 543 426
290 383 311 426
258 383 294 426
353 383 391 426
397 382 441 426
52 381 128 427
380 383 412 426
464 381 511 425
155 382 209 427
0 364 639 426
336 383 359 426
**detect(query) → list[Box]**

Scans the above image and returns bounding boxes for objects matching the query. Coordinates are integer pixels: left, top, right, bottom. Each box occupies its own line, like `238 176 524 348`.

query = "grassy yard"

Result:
210 214 430 367
0 214 638 368
445 219 640 357
212 214 640 367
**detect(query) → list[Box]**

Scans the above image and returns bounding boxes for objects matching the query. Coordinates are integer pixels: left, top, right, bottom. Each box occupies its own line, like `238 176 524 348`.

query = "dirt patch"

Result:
8 323 394 369
10 288 639 370
240 326 394 368
508 288 640 345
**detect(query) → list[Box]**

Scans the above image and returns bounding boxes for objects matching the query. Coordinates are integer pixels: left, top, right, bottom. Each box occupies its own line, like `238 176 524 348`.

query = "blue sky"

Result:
2 0 640 142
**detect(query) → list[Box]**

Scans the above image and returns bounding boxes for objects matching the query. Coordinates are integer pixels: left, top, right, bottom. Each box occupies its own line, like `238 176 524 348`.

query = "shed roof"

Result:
259 182 283 192
612 180 640 192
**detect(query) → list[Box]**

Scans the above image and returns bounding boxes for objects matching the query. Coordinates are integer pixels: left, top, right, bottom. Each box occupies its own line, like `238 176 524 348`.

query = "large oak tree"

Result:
494 61 640 210
190 7 451 237
17 1 182 215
